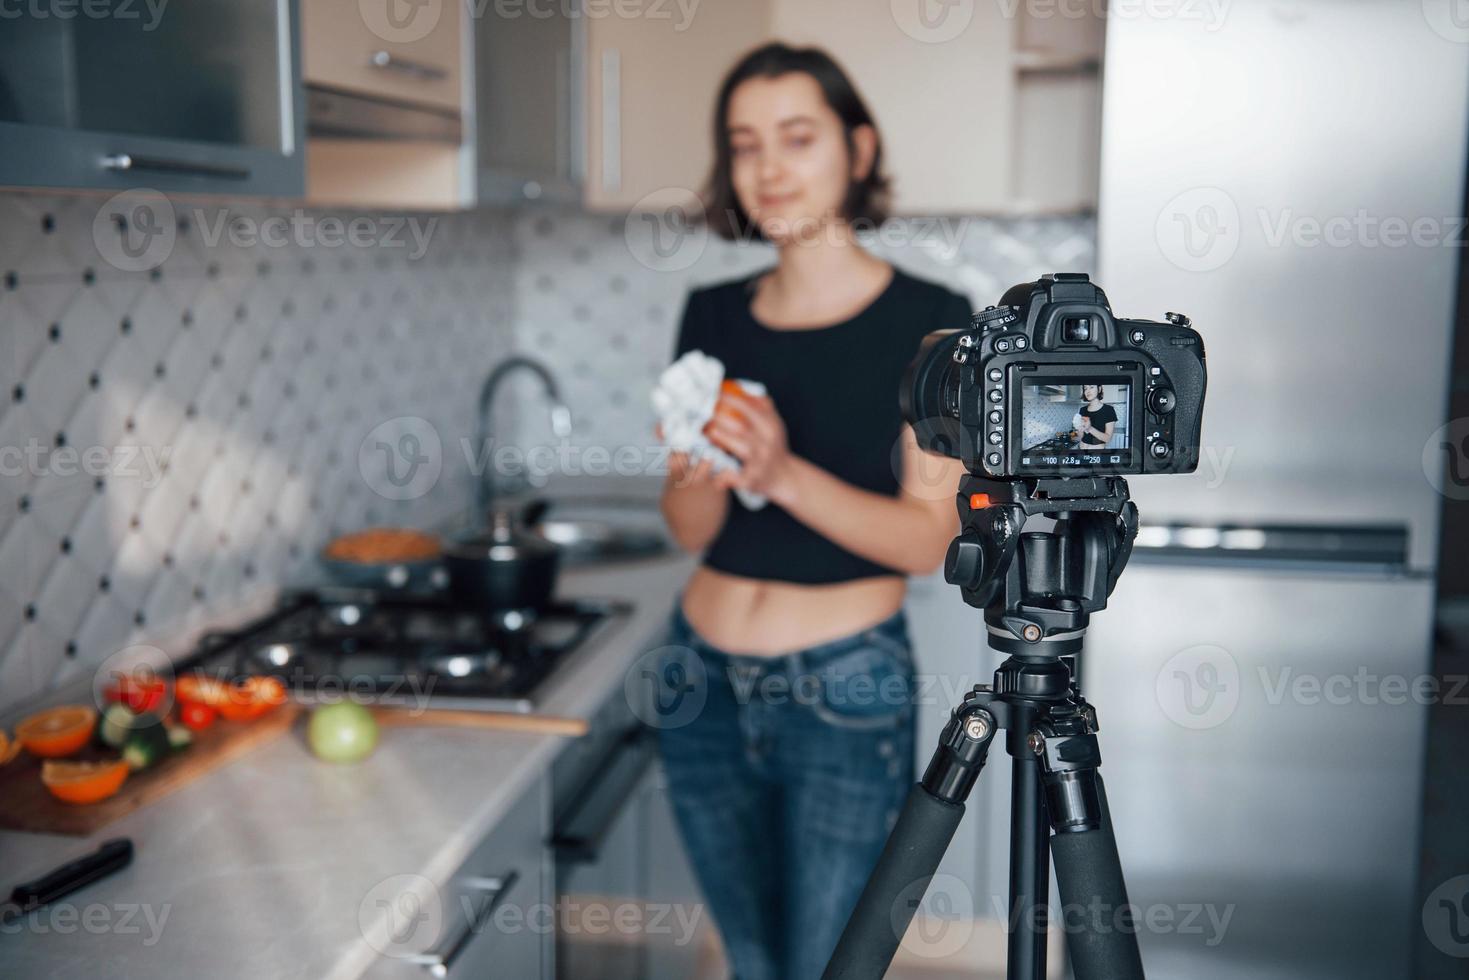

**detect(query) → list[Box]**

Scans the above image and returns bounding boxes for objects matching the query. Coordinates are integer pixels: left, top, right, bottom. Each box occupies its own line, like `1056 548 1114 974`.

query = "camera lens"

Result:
1063 317 1092 343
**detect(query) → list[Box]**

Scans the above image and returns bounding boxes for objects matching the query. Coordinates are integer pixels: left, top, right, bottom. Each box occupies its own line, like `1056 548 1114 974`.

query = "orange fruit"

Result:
0 730 20 766
217 677 287 722
41 759 129 805
15 705 97 758
706 380 752 434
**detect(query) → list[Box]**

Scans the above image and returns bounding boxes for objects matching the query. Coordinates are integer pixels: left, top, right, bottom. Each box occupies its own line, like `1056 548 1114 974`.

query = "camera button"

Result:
996 338 1012 353
987 368 1002 382
986 452 1002 467
1130 328 1146 345
987 431 1003 446
1150 442 1171 460
987 409 1003 425
988 389 1003 403
1014 337 1028 350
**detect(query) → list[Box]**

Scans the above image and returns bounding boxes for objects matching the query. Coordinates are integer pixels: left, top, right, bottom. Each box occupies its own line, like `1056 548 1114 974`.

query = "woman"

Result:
1076 383 1117 449
653 43 972 979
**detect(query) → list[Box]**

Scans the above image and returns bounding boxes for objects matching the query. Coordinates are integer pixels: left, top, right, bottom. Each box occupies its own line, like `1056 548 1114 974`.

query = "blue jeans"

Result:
652 600 917 980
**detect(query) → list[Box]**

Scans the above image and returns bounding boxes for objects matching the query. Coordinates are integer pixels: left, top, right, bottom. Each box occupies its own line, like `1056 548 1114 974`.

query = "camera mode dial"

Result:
972 306 1018 332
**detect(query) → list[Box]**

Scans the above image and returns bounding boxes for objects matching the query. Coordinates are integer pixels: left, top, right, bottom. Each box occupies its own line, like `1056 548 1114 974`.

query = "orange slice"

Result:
41 759 129 805
15 705 97 758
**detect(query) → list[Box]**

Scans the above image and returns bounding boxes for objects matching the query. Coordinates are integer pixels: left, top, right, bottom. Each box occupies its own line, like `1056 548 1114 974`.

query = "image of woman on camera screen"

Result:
654 43 973 980
1076 383 1117 448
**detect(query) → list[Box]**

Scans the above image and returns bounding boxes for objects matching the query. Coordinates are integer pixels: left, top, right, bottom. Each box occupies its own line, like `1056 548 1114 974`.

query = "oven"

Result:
549 681 660 978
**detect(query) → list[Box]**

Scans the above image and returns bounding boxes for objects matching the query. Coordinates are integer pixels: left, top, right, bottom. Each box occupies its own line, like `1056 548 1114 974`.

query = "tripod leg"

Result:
1047 774 1145 979
820 783 966 979
1008 757 1050 980
822 701 996 980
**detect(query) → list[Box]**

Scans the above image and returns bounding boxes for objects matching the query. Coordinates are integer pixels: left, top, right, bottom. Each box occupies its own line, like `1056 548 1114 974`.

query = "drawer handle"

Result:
406 870 519 978
101 153 251 181
369 50 449 82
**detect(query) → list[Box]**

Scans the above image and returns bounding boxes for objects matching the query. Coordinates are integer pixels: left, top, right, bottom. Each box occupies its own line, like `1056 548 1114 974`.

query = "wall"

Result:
508 205 1096 458
0 192 1093 715
0 191 517 715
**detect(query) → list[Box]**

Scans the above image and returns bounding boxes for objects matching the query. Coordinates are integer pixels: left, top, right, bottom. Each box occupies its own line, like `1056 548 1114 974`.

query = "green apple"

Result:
308 702 379 764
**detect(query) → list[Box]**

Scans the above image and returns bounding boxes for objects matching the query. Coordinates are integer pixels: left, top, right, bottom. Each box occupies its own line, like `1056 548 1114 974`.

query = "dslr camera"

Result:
903 273 1206 478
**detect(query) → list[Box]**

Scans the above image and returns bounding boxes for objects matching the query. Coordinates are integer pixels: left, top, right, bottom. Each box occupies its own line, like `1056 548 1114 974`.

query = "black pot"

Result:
443 506 560 612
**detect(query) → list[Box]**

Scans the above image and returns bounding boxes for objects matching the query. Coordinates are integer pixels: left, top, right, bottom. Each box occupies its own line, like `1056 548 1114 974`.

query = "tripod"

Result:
823 474 1146 980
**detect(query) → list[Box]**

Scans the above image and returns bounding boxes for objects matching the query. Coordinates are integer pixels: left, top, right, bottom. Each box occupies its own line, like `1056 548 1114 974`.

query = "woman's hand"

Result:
704 394 798 505
667 448 740 491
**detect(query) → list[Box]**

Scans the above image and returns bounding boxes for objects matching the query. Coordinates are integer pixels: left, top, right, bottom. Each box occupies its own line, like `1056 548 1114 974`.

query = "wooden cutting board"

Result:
0 705 301 837
368 706 588 737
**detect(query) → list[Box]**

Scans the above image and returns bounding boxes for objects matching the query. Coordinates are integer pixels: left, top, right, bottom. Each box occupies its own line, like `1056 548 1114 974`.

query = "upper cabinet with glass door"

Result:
0 0 305 197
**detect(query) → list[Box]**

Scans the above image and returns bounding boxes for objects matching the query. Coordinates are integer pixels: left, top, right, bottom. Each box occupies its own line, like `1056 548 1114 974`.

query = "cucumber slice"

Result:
122 723 170 770
165 723 193 751
97 703 138 748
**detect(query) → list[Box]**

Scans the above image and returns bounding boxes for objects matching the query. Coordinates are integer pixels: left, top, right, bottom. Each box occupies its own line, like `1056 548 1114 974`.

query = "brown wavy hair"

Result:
702 43 891 243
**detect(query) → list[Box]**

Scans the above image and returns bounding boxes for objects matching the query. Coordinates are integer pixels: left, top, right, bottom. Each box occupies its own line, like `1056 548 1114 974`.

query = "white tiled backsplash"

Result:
0 193 518 714
0 192 1092 713
510 208 1096 454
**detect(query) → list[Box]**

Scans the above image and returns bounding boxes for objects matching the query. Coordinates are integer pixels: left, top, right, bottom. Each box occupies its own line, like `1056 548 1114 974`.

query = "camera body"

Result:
903 273 1206 479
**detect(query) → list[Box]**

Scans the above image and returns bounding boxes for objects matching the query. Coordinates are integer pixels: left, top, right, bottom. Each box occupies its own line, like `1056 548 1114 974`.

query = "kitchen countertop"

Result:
0 551 698 980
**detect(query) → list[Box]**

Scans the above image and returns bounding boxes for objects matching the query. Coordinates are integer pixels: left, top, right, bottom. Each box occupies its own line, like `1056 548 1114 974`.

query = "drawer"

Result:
303 0 463 113
363 776 549 980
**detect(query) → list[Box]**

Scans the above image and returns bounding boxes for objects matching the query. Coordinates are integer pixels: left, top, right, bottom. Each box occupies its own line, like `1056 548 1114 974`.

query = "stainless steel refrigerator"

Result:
1090 2 1467 977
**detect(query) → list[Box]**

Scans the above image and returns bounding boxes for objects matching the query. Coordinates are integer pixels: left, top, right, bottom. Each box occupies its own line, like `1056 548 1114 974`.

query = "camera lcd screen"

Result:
1019 380 1133 468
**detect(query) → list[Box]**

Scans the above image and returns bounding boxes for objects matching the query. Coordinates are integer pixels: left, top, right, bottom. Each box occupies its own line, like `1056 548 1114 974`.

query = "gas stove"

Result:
184 589 632 713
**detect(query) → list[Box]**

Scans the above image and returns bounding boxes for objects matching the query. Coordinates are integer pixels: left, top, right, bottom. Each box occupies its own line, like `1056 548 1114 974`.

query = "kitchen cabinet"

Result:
363 774 550 980
475 1 582 203
0 0 305 197
475 0 771 208
302 0 464 113
637 763 716 978
300 0 468 208
555 757 711 979
772 0 1102 214
580 0 771 211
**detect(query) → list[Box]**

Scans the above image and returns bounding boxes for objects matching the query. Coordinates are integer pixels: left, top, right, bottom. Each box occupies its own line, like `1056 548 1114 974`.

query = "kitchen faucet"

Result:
474 355 573 520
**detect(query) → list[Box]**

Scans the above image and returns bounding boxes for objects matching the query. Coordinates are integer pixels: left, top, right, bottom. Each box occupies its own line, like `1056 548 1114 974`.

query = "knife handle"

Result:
8 838 134 913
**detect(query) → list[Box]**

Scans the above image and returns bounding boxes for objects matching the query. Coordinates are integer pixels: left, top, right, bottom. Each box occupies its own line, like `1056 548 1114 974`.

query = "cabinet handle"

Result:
555 47 570 179
552 728 653 864
369 50 449 82
405 870 519 978
101 153 251 181
600 48 621 193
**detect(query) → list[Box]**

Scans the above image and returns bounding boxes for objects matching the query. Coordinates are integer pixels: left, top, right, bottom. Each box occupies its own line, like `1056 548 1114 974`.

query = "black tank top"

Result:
671 266 973 584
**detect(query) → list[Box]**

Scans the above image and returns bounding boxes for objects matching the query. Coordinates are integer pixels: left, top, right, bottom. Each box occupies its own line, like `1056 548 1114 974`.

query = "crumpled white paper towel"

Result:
652 350 769 510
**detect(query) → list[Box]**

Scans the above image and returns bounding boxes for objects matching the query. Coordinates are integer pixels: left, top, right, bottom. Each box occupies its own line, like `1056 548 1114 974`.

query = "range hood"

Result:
305 84 461 144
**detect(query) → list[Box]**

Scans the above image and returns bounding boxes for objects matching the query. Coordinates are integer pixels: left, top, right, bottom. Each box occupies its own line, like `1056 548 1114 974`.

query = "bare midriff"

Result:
678 564 906 656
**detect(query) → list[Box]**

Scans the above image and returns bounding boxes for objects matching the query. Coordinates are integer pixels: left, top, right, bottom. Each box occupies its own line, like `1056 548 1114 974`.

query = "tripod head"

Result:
943 475 1138 656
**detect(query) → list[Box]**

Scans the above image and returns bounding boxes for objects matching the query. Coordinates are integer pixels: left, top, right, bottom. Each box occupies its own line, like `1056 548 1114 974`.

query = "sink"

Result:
527 496 672 566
